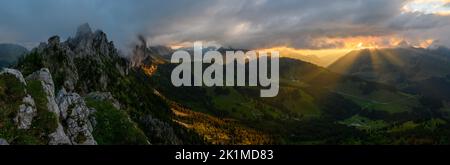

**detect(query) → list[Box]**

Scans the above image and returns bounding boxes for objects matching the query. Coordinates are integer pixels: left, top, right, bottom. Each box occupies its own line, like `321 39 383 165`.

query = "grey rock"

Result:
26 68 55 96
0 68 27 85
48 36 60 47
56 88 76 119
26 68 60 114
48 124 72 145
56 88 97 145
30 36 80 92
26 68 71 145
76 23 93 38
63 80 75 92
86 92 121 109
14 95 37 129
0 138 9 145
99 74 108 91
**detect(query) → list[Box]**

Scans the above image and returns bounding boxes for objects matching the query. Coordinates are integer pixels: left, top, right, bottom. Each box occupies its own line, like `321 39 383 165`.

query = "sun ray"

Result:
382 49 406 67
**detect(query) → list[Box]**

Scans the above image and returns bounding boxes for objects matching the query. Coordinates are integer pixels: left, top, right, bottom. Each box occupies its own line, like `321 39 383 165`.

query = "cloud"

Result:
0 0 449 52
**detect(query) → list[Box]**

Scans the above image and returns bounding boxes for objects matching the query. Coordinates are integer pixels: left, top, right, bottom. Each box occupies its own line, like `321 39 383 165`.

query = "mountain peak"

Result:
48 35 60 47
76 23 93 38
62 23 118 58
130 37 168 67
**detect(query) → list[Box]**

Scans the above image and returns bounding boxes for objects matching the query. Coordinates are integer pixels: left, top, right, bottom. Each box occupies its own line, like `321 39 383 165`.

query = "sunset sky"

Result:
1 0 449 57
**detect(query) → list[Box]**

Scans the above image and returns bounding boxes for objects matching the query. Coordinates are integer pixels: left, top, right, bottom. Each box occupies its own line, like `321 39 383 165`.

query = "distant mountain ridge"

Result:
328 47 450 87
0 43 28 68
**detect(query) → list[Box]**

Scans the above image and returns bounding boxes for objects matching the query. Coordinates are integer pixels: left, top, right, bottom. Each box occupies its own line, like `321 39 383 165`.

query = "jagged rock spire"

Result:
48 35 60 47
76 23 93 38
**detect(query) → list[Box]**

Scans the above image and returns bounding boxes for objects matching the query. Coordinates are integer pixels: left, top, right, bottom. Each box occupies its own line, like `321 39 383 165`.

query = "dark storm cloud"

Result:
0 0 212 50
0 0 449 52
142 0 412 49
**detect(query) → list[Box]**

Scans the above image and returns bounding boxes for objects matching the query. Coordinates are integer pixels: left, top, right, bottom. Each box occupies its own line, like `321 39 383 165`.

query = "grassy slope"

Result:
150 58 450 144
85 98 149 145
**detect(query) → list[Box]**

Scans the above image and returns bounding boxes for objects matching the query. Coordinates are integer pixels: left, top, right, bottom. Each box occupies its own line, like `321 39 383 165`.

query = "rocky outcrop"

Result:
67 23 117 59
23 68 98 145
48 36 60 48
0 66 102 145
14 95 37 129
0 69 36 130
25 23 130 94
34 36 80 92
56 88 97 145
26 68 60 114
130 36 167 68
0 68 27 85
26 68 72 145
10 24 134 145
3 24 187 145
0 138 9 145
76 23 93 38
48 125 72 145
25 68 98 145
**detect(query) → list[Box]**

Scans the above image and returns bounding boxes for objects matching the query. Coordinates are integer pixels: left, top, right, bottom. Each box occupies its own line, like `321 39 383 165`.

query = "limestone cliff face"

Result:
56 88 97 145
18 23 129 94
1 68 97 145
14 95 37 130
